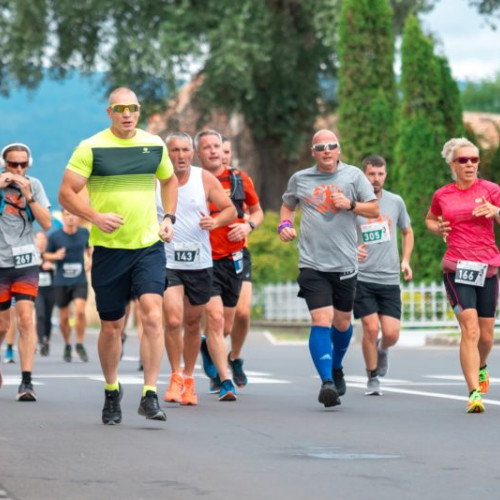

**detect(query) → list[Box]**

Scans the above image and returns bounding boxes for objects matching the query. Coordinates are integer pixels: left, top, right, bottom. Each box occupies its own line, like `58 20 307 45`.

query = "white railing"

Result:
254 281 500 327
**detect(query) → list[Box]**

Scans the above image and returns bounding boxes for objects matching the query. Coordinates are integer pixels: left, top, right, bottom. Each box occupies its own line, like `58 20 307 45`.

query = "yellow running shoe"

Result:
164 373 183 403
181 376 198 406
479 367 489 395
466 389 485 414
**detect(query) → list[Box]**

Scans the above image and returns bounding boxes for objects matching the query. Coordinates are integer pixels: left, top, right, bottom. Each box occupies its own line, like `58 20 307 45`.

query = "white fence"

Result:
254 281 500 327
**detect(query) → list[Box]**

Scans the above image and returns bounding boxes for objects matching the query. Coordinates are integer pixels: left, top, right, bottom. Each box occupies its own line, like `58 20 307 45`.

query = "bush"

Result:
248 210 300 285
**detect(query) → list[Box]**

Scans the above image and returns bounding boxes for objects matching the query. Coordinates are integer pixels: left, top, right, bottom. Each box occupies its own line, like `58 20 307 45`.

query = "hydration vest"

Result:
0 184 35 222
218 168 246 218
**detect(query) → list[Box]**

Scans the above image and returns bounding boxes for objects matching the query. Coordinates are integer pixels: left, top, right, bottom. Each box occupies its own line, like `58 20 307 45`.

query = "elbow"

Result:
58 191 66 210
41 217 52 232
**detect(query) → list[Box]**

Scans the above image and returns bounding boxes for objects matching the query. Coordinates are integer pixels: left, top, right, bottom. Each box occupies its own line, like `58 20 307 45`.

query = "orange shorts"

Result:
0 266 38 309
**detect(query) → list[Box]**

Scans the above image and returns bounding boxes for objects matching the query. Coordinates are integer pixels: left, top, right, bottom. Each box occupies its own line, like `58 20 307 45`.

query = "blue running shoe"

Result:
209 374 222 394
200 335 217 378
218 379 237 401
5 345 14 364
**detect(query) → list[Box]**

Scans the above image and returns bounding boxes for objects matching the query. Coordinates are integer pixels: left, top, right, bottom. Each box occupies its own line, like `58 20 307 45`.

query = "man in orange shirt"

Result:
195 130 263 400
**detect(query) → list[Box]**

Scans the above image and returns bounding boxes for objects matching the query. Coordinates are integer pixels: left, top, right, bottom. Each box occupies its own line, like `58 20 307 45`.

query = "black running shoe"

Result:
228 353 248 388
332 367 346 396
75 344 89 362
318 380 340 408
40 341 49 357
102 384 123 425
17 381 37 402
63 345 72 362
138 391 167 421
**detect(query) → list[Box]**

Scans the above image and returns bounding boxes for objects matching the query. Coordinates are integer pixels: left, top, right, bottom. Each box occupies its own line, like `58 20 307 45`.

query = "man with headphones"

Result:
0 143 52 401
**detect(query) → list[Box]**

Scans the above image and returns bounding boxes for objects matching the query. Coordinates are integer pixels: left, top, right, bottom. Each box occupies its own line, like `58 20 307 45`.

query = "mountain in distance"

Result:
0 72 109 207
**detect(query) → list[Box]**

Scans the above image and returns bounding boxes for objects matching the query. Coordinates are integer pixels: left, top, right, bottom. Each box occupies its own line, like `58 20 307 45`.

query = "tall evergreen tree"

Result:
337 0 397 166
436 55 464 138
394 15 448 282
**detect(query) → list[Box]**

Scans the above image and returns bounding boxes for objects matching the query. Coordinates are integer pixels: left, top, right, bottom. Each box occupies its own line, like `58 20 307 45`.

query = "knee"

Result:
462 326 480 343
334 319 351 332
363 327 379 343
235 308 251 325
17 315 34 334
141 310 163 332
76 311 86 322
206 312 224 335
165 315 182 333
383 330 399 346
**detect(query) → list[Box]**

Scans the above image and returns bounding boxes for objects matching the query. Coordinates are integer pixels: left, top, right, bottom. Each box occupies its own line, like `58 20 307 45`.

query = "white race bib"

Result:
62 262 83 279
173 242 201 265
455 260 487 287
232 250 243 275
12 244 37 269
39 271 52 287
361 221 390 245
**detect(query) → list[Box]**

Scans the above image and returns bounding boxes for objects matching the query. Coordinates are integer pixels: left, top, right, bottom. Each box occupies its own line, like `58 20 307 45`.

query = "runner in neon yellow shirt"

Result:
59 87 178 425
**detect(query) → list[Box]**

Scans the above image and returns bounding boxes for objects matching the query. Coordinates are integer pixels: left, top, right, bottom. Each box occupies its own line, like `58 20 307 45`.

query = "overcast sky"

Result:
420 0 500 81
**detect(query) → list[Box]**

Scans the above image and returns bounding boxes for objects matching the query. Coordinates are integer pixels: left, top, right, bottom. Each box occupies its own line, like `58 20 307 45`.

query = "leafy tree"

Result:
462 72 500 113
337 0 397 166
1 0 498 211
394 15 448 282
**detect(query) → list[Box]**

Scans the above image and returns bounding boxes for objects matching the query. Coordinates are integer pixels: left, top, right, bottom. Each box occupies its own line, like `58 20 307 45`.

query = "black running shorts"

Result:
353 280 402 320
166 268 213 306
54 283 88 309
210 257 243 308
443 272 498 318
297 267 357 313
91 241 166 321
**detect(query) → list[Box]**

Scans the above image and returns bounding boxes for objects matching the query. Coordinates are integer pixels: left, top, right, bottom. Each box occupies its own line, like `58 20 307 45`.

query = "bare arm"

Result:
158 174 178 243
200 170 237 230
279 204 297 242
425 210 450 242
227 202 264 242
10 174 52 231
330 192 379 218
401 225 414 281
59 170 124 233
472 196 500 225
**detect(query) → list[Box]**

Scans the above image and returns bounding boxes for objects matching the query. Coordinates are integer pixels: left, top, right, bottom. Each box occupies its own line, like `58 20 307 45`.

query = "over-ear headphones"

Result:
0 143 33 168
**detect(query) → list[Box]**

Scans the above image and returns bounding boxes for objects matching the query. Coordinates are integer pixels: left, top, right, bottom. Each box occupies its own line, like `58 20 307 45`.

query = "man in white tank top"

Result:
160 132 236 405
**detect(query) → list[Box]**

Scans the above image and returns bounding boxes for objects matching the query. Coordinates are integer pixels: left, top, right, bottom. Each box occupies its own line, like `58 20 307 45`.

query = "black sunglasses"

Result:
6 161 29 169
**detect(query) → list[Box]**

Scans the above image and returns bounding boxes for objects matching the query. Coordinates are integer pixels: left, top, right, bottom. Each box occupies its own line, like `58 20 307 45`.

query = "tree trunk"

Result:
252 137 301 212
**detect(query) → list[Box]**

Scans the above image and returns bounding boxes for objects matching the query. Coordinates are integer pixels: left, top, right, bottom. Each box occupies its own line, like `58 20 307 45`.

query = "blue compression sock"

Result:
308 326 333 382
331 324 353 370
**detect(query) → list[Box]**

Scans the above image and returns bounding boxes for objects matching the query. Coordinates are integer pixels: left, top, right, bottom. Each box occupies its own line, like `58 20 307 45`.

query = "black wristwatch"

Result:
163 213 176 224
27 195 35 204
248 220 256 231
348 199 356 211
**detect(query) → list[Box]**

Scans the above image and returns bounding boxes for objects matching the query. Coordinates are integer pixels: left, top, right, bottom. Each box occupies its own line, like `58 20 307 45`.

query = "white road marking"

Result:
347 382 500 405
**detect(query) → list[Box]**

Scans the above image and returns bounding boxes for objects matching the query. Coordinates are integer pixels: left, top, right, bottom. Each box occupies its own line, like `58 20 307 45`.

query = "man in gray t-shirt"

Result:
0 142 51 402
279 129 378 408
353 155 413 395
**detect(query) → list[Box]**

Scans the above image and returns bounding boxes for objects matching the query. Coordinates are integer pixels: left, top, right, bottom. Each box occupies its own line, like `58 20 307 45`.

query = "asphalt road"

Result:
1 328 499 500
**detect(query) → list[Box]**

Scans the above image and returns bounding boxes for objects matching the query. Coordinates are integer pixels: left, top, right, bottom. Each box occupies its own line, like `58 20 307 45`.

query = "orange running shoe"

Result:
479 367 489 395
164 373 183 403
181 376 198 406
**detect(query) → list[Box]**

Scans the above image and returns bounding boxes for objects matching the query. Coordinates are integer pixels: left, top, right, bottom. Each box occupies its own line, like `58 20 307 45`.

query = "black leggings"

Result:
35 286 55 343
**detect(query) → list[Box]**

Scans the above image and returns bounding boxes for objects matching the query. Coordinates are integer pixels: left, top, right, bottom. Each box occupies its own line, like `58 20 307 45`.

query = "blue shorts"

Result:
91 241 166 321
